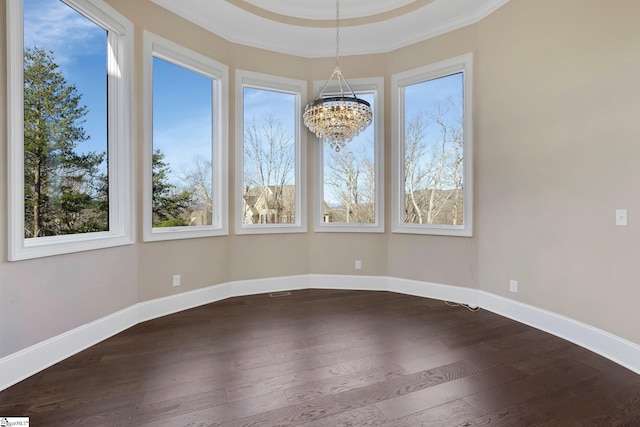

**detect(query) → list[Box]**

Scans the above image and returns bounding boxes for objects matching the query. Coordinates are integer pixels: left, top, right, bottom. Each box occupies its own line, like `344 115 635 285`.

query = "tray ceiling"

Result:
151 0 510 58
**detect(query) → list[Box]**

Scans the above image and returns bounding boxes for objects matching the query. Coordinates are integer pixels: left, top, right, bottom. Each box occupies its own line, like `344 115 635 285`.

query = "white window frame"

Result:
7 0 135 261
312 77 384 233
391 53 474 237
235 70 307 235
142 31 229 241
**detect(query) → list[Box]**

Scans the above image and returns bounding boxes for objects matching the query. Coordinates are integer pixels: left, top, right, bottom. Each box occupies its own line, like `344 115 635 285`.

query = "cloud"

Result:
153 112 213 183
244 88 295 127
23 0 106 66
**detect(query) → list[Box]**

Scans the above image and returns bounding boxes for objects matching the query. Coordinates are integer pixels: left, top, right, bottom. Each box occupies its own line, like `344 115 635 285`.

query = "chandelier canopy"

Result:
302 0 372 152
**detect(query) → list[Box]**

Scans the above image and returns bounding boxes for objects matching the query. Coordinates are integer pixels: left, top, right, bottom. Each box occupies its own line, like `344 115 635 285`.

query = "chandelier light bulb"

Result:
302 1 373 152
303 94 372 152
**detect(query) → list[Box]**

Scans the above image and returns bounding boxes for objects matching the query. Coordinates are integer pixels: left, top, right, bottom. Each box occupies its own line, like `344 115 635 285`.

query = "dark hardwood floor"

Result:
1 289 639 426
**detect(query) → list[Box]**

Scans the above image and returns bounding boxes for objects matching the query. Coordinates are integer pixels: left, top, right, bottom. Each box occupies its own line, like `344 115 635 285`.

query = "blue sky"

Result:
152 57 213 179
322 92 375 205
244 86 296 126
404 72 464 132
24 0 107 157
24 0 216 182
242 87 297 187
23 1 462 188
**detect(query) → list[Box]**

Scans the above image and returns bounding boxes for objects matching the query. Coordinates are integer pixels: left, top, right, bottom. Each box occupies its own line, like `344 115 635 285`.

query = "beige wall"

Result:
0 2 129 358
1 0 639 359
475 0 640 344
386 25 479 288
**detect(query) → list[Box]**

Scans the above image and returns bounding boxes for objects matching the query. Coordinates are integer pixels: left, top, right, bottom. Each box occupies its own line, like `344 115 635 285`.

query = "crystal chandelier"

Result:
303 0 372 152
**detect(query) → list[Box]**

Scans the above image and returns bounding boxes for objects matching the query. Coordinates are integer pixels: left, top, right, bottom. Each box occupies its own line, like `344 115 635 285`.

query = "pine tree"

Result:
152 149 193 227
23 47 107 237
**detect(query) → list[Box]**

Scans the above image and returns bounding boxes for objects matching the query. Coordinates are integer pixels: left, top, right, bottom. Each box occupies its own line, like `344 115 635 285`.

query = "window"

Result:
7 0 134 260
313 77 384 233
235 70 306 234
142 32 229 241
391 54 473 236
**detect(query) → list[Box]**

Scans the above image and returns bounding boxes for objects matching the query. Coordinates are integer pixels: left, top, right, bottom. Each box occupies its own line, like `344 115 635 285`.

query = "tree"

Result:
243 115 295 224
178 156 213 226
404 98 464 225
325 145 375 223
404 112 430 225
23 47 107 238
152 149 193 227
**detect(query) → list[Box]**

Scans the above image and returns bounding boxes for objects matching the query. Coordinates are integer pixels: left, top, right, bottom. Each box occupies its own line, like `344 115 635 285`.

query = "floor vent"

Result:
269 291 292 298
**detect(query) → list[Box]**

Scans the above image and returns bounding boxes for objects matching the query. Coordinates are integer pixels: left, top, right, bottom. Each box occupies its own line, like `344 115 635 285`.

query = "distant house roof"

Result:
243 185 295 211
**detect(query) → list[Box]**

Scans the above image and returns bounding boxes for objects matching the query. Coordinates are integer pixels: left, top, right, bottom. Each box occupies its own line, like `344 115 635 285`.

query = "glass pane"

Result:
403 72 464 226
322 92 376 224
152 57 214 227
23 0 108 237
242 87 296 225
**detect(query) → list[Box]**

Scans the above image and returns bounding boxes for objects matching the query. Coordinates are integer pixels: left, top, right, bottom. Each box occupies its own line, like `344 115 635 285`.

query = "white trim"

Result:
149 0 510 58
234 70 307 235
7 0 135 261
0 306 139 393
312 77 385 233
142 31 229 241
478 291 640 378
228 275 311 296
389 276 479 307
2 275 639 391
391 53 474 237
7 0 25 261
310 274 388 291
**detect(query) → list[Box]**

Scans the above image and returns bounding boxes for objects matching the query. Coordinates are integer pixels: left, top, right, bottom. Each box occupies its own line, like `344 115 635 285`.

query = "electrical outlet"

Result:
355 260 362 270
509 280 518 293
172 274 181 287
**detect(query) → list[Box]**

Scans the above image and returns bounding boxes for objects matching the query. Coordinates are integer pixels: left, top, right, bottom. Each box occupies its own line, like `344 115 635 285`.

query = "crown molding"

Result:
151 0 511 58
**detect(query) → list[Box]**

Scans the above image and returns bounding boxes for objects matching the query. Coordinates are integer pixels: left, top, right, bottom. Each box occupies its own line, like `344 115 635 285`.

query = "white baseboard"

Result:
309 274 388 291
0 306 139 393
229 274 311 297
137 282 232 323
478 291 640 376
2 275 639 392
389 276 479 307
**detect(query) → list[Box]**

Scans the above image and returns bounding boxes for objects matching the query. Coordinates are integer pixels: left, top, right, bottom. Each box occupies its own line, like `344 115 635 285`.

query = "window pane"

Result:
242 87 296 225
152 57 213 227
23 0 108 237
403 73 464 226
322 92 376 224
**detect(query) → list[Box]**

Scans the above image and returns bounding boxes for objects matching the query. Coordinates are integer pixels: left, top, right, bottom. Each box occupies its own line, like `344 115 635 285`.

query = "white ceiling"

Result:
241 0 419 20
150 0 511 58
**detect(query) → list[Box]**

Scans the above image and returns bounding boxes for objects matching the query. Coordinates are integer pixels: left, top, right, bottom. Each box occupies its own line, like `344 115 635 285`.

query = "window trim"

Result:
142 31 229 241
7 0 135 261
312 77 385 233
234 70 307 235
391 53 474 237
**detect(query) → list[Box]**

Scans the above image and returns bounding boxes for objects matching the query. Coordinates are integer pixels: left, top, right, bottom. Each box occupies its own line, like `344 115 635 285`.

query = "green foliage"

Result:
153 217 189 227
152 149 193 227
23 47 107 238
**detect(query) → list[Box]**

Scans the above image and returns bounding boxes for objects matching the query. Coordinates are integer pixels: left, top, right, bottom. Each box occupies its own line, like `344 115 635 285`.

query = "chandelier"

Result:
303 0 372 152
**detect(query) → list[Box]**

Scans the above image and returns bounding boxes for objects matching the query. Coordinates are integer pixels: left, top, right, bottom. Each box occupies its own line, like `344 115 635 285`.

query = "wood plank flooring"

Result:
1 289 639 426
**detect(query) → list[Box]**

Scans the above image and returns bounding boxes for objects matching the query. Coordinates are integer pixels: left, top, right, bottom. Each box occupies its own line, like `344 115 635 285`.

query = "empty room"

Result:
1 0 640 425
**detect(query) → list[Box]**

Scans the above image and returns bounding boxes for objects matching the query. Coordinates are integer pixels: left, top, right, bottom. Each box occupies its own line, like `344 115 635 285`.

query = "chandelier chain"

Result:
335 0 340 68
302 0 373 152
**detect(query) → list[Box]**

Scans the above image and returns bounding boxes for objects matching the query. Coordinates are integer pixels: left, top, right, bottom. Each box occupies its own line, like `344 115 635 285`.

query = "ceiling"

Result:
150 0 510 58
